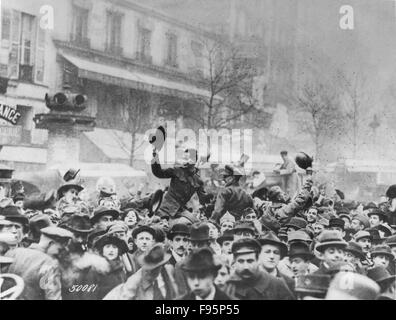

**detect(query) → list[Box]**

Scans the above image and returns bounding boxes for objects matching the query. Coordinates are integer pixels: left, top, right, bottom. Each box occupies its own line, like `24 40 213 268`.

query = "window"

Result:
165 32 177 67
106 11 123 55
71 6 89 47
1 10 41 83
137 28 152 63
191 41 203 75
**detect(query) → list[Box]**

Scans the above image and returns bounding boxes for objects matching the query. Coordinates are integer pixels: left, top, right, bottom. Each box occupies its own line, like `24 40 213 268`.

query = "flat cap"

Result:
41 226 74 240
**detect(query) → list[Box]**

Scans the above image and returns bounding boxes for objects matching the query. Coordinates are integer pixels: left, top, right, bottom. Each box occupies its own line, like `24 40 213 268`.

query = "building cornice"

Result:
110 0 227 41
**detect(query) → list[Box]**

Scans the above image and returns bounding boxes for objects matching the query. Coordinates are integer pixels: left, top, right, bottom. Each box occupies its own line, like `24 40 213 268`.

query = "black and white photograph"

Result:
0 0 396 304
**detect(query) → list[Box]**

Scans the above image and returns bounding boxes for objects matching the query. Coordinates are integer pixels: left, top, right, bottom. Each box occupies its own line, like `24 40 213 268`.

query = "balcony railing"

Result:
19 65 34 83
70 33 91 48
135 51 152 64
106 45 124 56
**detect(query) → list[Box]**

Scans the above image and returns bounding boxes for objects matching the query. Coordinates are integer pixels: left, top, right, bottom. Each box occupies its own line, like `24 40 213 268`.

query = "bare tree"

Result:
295 80 346 161
184 39 265 131
336 69 371 158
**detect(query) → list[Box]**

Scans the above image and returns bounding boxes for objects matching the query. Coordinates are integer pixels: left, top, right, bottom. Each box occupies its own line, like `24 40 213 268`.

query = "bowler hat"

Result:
295 274 331 295
57 181 84 200
149 126 166 152
94 234 128 255
386 185 396 199
368 209 388 223
295 152 313 170
370 245 394 261
181 247 221 273
131 225 156 239
345 241 366 260
217 230 234 245
167 223 190 240
107 221 129 234
338 213 351 223
189 223 211 242
91 206 120 224
377 224 393 238
289 242 314 260
315 230 347 252
139 243 171 270
0 206 28 226
336 207 350 216
285 217 307 230
258 231 288 258
62 214 94 233
366 266 396 285
231 238 261 256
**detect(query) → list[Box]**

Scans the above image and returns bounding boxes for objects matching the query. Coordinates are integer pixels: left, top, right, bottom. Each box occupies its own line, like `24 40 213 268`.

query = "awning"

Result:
0 146 47 164
61 53 218 101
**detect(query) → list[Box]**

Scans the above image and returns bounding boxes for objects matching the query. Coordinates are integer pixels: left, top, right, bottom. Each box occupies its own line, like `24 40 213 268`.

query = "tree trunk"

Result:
129 132 136 167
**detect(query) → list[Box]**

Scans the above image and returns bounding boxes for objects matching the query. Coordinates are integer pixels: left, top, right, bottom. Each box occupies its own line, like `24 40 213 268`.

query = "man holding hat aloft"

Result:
210 164 253 224
5 226 73 300
178 247 231 300
152 147 212 219
224 238 294 300
314 230 348 276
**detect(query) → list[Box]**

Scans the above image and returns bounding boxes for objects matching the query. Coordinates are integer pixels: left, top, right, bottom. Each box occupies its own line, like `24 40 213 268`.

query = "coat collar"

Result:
228 270 270 294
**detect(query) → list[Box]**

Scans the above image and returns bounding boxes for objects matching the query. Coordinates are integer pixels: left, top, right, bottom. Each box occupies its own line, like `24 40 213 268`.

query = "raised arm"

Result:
151 151 175 179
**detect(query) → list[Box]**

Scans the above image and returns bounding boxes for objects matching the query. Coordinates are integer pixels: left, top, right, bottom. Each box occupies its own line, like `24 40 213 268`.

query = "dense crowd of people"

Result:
0 148 395 300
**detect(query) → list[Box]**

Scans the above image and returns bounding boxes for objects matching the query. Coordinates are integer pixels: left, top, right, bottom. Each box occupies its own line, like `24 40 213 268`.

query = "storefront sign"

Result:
0 104 21 125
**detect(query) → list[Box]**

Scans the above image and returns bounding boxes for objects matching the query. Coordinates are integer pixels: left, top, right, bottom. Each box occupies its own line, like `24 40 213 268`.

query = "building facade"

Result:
0 0 224 170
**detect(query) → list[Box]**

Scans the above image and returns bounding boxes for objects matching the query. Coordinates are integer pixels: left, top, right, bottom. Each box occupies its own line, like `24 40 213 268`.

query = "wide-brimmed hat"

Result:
377 224 393 238
315 230 347 252
289 242 314 260
363 202 377 211
181 247 221 273
57 181 84 200
0 205 28 227
288 230 313 244
41 226 74 243
188 223 211 242
368 209 388 223
367 266 396 285
91 206 120 224
295 274 331 295
87 227 108 248
345 241 366 260
285 217 307 230
370 245 394 261
217 230 234 245
260 214 281 233
27 214 52 242
167 223 190 240
62 214 94 233
139 243 171 271
94 234 128 255
258 231 288 258
131 225 156 239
